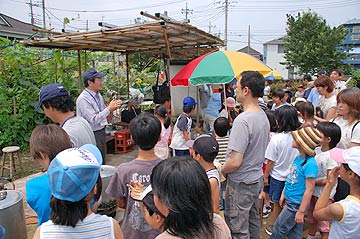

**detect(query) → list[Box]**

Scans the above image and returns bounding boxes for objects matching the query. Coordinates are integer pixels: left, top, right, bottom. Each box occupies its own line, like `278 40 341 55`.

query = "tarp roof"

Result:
22 20 223 60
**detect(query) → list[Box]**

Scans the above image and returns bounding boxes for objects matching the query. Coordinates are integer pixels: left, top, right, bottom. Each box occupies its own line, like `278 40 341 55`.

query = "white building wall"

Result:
265 44 289 79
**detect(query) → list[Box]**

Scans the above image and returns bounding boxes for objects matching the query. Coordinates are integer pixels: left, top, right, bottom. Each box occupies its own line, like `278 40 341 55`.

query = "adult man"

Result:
76 68 122 163
222 71 270 239
330 69 346 93
35 83 96 148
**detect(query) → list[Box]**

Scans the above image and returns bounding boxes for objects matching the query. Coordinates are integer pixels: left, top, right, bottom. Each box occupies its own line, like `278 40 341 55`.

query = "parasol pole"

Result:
223 83 227 113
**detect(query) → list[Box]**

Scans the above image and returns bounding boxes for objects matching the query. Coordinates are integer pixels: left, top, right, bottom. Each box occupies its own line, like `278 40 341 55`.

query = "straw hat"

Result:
291 127 321 156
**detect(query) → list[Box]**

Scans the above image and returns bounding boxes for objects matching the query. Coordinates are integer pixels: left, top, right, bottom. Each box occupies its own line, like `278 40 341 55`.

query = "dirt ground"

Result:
3 149 315 239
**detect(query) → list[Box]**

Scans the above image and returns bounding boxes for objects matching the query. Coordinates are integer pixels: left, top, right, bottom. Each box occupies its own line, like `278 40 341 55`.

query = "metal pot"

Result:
100 165 116 204
0 190 27 239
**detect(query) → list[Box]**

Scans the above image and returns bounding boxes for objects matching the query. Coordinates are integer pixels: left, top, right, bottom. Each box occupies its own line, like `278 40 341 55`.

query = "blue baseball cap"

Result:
34 83 69 111
183 96 197 107
83 68 106 85
47 144 103 202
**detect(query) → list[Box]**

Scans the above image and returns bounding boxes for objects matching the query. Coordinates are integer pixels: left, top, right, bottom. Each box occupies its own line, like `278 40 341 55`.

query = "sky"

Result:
1 0 359 53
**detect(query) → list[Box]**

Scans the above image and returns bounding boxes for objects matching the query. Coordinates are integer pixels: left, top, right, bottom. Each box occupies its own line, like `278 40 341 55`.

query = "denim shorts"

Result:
269 176 285 203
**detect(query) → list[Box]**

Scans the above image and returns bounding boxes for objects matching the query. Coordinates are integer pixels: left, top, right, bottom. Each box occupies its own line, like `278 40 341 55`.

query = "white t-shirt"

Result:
333 117 360 149
329 195 360 239
265 132 299 181
313 147 338 198
63 116 96 147
317 95 337 119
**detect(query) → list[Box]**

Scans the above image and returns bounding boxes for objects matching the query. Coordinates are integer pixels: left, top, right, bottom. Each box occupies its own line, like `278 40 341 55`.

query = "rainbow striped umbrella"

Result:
171 51 273 86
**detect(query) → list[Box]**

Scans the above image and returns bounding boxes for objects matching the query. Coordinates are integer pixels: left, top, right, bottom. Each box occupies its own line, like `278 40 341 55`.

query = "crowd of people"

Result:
24 67 360 239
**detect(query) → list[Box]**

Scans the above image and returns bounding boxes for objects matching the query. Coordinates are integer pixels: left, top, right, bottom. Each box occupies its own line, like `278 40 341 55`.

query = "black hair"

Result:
286 83 291 88
298 101 314 119
332 69 344 77
239 71 265 98
275 105 301 133
130 112 161 150
213 117 230 137
272 88 285 100
265 110 277 132
151 156 215 239
316 122 341 149
155 105 168 119
50 175 101 227
84 78 95 87
183 105 195 114
143 191 165 218
303 74 312 81
42 95 74 112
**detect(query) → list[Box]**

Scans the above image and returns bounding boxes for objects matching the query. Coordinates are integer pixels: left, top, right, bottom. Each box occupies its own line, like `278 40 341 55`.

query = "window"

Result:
351 34 360 41
353 25 360 33
278 44 285 53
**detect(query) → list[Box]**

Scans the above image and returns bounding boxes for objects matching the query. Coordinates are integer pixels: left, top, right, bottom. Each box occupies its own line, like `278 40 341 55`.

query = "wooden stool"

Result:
114 130 134 154
1 146 23 178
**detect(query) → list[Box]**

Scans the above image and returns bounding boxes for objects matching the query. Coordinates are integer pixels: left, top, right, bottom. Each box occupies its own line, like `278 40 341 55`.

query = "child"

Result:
170 96 201 156
129 184 165 232
26 125 72 226
213 117 230 210
271 88 287 110
106 113 163 239
33 144 124 239
285 83 293 104
187 134 220 214
307 122 341 239
270 127 321 239
314 147 360 238
264 105 301 235
262 110 277 218
151 156 231 238
296 101 315 128
154 105 172 159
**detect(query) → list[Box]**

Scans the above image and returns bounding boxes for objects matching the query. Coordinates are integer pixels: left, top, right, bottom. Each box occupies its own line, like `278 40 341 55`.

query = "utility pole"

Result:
247 25 250 53
181 2 193 21
29 0 34 25
224 0 228 50
208 21 216 33
42 0 46 29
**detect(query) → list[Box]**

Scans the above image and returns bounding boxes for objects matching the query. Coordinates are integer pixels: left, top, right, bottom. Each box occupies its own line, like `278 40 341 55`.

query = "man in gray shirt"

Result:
76 68 121 164
222 71 270 239
35 83 96 148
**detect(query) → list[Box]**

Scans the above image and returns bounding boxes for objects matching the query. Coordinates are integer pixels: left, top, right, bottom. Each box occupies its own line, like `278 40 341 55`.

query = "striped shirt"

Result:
40 213 114 239
214 136 229 165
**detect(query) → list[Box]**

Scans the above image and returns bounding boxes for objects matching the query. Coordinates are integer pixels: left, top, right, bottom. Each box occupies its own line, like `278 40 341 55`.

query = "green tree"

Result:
284 11 348 75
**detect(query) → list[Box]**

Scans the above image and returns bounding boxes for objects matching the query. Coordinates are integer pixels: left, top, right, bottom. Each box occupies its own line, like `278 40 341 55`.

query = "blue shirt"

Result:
307 88 320 107
205 93 221 117
26 174 52 227
76 89 110 131
284 156 318 204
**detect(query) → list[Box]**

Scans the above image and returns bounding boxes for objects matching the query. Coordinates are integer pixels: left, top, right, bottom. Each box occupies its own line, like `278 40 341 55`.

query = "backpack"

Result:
152 70 170 104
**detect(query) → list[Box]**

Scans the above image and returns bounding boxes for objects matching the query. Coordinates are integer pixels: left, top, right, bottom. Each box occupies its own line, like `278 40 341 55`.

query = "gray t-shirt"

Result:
226 111 270 183
62 116 96 147
106 158 163 239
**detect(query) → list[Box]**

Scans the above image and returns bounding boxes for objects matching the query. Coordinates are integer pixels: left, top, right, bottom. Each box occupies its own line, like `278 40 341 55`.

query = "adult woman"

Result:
151 156 231 239
332 87 360 149
332 87 360 202
33 144 123 239
314 75 337 122
26 124 72 226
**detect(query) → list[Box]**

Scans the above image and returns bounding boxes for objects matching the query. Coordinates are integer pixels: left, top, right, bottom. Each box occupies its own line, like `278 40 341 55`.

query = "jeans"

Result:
270 201 303 239
225 177 263 239
219 181 226 209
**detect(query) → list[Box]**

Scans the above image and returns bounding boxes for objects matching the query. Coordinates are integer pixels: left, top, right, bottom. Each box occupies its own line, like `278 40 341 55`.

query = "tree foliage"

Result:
284 11 348 75
0 37 161 150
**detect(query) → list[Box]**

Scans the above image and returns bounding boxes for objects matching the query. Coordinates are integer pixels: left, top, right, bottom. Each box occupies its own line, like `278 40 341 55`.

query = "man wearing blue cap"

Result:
170 96 201 156
35 83 96 148
76 68 122 163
